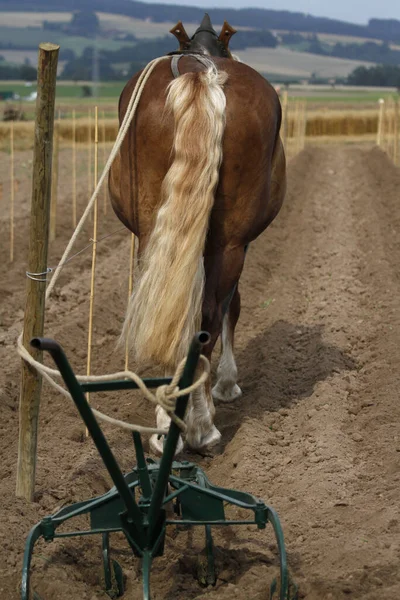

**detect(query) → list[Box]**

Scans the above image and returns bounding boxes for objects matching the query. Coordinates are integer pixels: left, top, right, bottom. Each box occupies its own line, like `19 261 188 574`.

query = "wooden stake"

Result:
125 233 136 370
390 97 396 161
299 101 305 152
87 107 92 203
102 110 107 215
294 100 300 155
377 99 385 147
297 101 302 153
302 101 307 150
94 106 98 213
72 109 77 227
10 121 14 262
50 118 59 241
86 107 99 432
281 90 288 149
16 42 59 501
394 99 399 167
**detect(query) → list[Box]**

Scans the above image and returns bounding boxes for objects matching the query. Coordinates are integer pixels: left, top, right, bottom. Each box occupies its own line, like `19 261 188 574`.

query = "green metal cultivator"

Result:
22 333 296 600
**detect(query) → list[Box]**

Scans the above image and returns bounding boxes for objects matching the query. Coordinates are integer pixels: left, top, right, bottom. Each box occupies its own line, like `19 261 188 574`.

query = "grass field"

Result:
274 30 400 52
0 81 124 97
238 46 375 79
0 25 132 56
0 81 397 121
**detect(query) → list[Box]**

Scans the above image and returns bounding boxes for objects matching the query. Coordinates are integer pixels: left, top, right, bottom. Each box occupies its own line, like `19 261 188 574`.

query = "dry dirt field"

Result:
1 143 400 600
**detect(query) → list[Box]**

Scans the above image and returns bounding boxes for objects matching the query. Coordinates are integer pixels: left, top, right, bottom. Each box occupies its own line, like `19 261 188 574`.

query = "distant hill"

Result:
0 0 399 43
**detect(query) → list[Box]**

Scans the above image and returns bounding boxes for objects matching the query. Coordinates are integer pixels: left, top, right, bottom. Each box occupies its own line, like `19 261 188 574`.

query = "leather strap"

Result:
171 53 212 79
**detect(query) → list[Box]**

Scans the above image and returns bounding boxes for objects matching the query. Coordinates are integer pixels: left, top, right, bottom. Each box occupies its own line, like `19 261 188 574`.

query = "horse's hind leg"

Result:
185 381 221 450
186 247 246 449
149 407 185 456
150 367 184 456
212 287 242 402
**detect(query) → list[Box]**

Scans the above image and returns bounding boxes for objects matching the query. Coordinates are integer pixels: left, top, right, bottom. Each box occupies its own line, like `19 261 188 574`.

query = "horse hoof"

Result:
189 424 222 450
150 434 184 456
212 383 242 402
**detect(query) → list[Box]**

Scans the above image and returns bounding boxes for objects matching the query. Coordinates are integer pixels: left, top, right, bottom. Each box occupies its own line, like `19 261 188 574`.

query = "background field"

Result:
0 80 395 126
0 10 397 81
237 46 374 79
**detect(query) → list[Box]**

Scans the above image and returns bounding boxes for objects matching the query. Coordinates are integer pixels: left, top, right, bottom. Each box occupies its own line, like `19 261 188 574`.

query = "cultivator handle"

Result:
30 332 211 550
31 336 147 544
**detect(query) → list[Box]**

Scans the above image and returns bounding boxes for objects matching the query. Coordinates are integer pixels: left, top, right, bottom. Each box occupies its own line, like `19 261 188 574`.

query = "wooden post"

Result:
16 42 59 501
10 121 14 262
377 99 385 147
72 109 77 227
50 118 59 241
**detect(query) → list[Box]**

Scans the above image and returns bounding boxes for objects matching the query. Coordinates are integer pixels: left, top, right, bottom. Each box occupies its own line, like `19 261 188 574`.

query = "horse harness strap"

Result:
171 54 212 78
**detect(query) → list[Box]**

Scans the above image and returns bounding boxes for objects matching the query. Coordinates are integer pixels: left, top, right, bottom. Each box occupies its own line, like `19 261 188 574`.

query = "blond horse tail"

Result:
122 59 228 367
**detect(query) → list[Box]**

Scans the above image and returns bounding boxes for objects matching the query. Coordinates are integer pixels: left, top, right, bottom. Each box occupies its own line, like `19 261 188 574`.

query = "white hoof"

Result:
188 424 222 450
212 382 242 402
149 433 184 456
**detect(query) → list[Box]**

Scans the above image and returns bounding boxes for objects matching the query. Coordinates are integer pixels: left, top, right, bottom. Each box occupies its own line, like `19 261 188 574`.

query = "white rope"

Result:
46 55 169 299
17 55 210 436
35 350 210 435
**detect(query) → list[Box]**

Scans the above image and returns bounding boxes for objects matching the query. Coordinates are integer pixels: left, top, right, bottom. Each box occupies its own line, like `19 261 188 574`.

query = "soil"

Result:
1 144 400 600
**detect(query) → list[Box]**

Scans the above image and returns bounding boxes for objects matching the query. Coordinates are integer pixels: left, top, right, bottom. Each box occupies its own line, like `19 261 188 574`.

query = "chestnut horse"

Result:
109 14 286 454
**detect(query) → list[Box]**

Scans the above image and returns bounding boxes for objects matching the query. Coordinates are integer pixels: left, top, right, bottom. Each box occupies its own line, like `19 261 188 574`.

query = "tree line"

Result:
348 65 400 87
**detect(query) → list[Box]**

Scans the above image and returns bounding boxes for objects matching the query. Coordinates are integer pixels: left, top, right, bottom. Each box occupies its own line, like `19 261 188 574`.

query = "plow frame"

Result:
21 333 295 600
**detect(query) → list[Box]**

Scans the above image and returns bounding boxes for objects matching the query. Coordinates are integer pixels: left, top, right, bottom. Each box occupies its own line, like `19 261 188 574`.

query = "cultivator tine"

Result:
102 533 124 599
204 524 217 586
112 560 124 597
142 551 152 600
267 507 298 600
102 533 113 593
267 507 288 598
21 523 43 600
